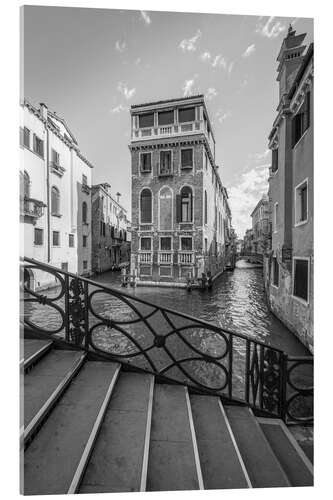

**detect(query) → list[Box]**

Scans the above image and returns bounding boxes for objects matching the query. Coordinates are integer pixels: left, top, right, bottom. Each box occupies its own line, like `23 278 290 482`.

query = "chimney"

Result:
116 192 121 204
40 102 48 121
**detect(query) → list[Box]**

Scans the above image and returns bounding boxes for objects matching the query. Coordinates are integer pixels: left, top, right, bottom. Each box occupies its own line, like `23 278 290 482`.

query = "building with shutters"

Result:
264 27 313 352
20 100 93 289
129 95 234 286
91 183 131 273
250 194 271 255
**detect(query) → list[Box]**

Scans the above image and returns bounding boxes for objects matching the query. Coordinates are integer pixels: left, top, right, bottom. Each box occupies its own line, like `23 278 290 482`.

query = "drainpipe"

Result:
40 103 51 262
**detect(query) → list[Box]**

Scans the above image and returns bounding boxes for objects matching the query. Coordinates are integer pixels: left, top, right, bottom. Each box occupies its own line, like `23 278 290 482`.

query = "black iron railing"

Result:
20 257 313 424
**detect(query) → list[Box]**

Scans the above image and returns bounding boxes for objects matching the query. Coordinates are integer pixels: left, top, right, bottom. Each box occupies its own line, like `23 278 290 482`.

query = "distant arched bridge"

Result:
236 253 263 265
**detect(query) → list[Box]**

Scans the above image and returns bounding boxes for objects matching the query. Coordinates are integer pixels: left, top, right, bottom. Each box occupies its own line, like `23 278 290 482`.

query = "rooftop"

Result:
130 94 204 110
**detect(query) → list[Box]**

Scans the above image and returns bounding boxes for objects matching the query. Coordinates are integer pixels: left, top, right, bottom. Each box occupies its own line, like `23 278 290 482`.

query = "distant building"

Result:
129 95 233 286
250 194 270 255
20 100 93 288
91 183 130 273
265 27 313 352
243 229 254 254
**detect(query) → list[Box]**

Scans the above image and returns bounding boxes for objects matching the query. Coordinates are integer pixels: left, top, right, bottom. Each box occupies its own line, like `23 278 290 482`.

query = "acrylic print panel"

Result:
21 5 313 495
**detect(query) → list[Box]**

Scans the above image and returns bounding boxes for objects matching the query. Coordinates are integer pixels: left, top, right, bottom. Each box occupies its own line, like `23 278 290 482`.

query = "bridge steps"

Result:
22 339 313 494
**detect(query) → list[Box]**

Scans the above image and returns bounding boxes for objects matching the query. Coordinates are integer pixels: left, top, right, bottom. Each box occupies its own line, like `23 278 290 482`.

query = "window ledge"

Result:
271 283 279 289
181 165 193 170
52 213 62 218
158 173 173 177
295 219 308 227
292 294 309 307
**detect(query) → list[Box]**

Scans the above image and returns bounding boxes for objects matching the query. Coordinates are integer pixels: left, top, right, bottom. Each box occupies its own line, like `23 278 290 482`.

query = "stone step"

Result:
224 406 290 488
190 395 251 489
147 384 203 491
258 418 313 487
24 361 120 495
79 372 154 493
21 338 53 371
22 349 86 444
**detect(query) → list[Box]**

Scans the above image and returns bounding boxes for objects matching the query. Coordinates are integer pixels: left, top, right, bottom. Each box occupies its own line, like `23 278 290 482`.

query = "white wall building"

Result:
20 100 93 288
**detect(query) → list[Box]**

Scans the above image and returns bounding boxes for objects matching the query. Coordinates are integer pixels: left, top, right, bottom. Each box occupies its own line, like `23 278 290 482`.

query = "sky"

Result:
23 7 313 238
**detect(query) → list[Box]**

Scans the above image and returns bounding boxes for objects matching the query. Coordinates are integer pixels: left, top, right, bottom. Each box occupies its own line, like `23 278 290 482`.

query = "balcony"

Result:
50 161 65 177
20 197 46 222
178 252 194 265
158 252 173 264
132 121 214 157
81 184 90 195
138 252 152 263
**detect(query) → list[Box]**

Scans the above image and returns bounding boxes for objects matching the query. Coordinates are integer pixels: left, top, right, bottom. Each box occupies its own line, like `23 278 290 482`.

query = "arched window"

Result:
140 189 152 223
204 190 207 224
179 186 193 223
82 201 87 223
159 186 172 230
51 186 60 215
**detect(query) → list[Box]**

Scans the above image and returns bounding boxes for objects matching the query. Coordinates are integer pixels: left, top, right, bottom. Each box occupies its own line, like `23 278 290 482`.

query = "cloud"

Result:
255 16 286 38
215 109 231 123
242 43 256 58
228 164 269 237
140 11 151 25
206 87 218 101
182 75 198 97
134 57 141 66
110 104 127 114
179 29 202 52
117 82 136 100
250 149 270 161
200 51 211 61
115 40 126 52
199 50 232 72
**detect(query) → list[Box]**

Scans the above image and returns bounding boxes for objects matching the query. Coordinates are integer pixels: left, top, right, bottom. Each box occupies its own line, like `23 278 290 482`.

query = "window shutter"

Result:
306 91 311 129
19 127 24 147
176 195 181 223
291 117 296 148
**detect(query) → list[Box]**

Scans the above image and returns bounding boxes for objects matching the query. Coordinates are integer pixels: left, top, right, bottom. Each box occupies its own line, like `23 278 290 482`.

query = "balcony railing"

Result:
132 120 215 157
50 161 66 177
178 251 194 264
139 252 152 263
20 256 313 424
158 251 173 264
20 197 45 219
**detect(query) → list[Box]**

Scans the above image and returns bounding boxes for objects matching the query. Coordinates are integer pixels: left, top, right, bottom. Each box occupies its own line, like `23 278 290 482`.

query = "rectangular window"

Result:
272 148 278 173
273 203 279 232
140 237 152 251
61 262 68 272
181 149 193 169
69 234 74 247
205 152 208 171
140 152 152 172
160 237 171 251
293 258 309 302
204 238 208 253
33 134 44 158
82 174 87 185
139 113 154 128
83 235 87 247
178 107 195 123
295 179 308 225
181 237 192 251
52 231 60 246
158 110 174 126
159 150 172 176
51 149 60 165
292 91 311 147
83 260 88 270
23 127 30 148
34 228 43 246
272 257 279 287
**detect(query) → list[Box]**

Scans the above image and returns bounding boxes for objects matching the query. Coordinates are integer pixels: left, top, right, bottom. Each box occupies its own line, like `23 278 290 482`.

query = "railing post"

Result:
64 274 70 342
228 334 233 399
83 281 89 350
245 339 250 404
280 353 288 421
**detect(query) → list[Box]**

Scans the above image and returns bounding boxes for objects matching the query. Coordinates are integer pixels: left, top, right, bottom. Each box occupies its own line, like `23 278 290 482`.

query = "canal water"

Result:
94 260 308 356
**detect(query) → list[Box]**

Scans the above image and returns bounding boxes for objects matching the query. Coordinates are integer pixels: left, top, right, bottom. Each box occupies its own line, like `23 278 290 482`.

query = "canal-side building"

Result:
242 229 254 254
91 183 131 273
265 28 313 352
129 95 233 286
20 100 93 288
250 194 270 255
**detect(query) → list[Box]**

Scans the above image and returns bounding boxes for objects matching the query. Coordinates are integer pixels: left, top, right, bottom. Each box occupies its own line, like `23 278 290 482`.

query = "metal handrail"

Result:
20 256 313 423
